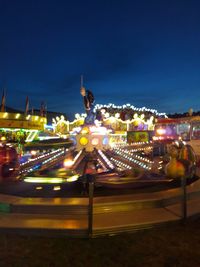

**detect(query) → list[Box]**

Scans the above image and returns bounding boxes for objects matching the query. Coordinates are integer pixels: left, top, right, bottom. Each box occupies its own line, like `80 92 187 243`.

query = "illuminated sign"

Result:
0 119 45 130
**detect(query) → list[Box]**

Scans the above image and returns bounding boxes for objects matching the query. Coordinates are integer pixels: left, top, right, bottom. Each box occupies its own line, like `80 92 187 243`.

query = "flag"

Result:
25 96 29 115
44 102 47 117
40 102 44 116
0 89 6 112
40 101 47 117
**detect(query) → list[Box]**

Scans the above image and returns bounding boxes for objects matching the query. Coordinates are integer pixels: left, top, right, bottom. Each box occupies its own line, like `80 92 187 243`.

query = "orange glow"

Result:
156 128 166 135
30 150 37 156
63 158 74 168
81 127 89 134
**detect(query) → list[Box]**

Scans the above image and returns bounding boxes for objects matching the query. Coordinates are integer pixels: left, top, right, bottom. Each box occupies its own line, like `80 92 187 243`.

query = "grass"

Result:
0 219 200 267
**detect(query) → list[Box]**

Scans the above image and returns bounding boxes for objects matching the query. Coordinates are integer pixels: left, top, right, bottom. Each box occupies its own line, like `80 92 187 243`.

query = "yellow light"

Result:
24 177 65 183
133 113 138 119
24 176 79 184
140 114 145 120
26 115 31 120
109 116 116 123
63 158 74 168
35 116 39 121
115 113 120 118
81 126 89 134
105 112 109 118
150 116 154 121
31 150 37 156
156 128 166 135
3 112 8 118
109 140 115 148
15 113 20 119
1 136 6 141
53 186 61 191
79 136 89 146
36 186 43 190
66 175 79 182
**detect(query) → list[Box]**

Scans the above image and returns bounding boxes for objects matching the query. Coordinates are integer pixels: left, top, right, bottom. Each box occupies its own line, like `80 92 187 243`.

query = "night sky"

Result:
1 0 200 119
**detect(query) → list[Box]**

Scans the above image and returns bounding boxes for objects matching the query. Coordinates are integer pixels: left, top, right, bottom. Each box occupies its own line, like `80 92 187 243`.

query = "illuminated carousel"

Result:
21 85 197 192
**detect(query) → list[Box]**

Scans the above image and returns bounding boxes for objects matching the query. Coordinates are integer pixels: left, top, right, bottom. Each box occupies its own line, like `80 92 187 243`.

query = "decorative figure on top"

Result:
80 78 96 125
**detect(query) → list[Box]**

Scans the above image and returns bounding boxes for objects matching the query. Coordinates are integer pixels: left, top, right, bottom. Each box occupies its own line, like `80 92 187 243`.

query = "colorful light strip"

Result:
94 103 167 117
24 174 79 184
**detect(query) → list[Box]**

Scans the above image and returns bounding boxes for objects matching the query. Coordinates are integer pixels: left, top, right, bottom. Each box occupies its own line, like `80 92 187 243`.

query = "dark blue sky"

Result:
0 0 200 118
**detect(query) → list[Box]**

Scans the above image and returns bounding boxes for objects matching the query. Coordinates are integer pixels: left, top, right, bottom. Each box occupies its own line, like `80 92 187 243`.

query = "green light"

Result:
24 175 79 184
24 177 65 183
